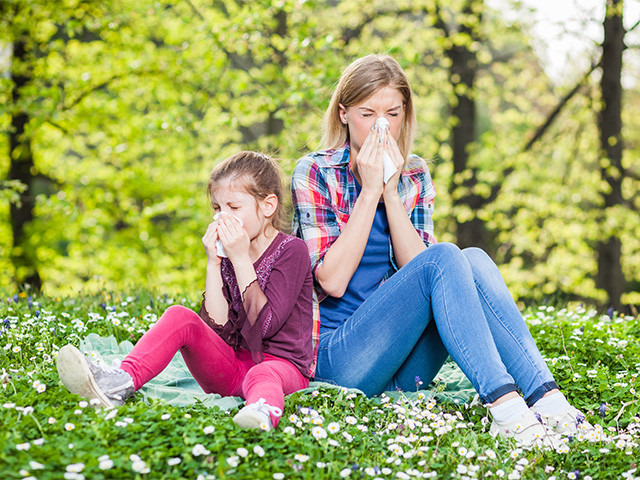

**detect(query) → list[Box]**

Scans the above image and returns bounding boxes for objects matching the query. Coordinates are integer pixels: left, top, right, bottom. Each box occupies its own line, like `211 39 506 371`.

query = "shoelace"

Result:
86 358 133 399
253 398 283 418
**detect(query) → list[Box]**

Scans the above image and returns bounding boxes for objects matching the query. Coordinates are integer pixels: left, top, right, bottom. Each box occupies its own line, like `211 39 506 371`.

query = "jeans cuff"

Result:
525 381 559 406
481 383 519 405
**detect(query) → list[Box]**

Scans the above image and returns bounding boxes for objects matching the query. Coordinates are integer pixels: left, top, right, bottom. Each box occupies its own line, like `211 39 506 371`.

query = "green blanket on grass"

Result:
80 333 476 410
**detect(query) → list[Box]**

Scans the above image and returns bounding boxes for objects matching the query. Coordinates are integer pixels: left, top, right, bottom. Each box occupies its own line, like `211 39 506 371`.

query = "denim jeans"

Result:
314 243 557 405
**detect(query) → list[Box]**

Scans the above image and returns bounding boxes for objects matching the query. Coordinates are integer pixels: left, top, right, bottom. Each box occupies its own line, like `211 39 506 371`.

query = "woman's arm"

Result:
382 133 428 267
315 128 389 297
314 191 378 297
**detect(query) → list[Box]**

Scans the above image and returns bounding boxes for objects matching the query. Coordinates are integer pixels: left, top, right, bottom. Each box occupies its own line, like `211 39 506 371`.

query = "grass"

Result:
1 289 639 480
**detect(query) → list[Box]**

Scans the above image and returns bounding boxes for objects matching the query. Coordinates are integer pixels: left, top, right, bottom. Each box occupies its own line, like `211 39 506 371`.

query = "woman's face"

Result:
339 86 405 154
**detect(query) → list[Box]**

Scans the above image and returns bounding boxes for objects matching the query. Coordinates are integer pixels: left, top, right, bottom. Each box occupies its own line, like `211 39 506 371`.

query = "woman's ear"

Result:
338 103 348 125
260 194 278 219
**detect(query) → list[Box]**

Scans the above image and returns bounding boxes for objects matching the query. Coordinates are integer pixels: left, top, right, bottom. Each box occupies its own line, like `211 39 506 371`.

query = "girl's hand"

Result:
216 213 250 262
202 220 221 265
354 124 385 198
382 129 404 198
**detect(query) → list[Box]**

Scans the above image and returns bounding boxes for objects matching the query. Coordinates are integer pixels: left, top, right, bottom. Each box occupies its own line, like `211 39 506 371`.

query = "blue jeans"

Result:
314 243 557 405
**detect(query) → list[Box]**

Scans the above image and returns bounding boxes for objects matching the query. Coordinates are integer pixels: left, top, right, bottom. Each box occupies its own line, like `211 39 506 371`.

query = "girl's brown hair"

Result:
322 54 417 160
207 151 283 230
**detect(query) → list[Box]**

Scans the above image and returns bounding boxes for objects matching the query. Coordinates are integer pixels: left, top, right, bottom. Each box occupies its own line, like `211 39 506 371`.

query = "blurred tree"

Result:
596 0 625 311
434 0 492 252
0 0 638 309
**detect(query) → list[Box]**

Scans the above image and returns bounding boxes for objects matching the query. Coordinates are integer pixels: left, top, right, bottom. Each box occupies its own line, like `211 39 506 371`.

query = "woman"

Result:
291 54 591 446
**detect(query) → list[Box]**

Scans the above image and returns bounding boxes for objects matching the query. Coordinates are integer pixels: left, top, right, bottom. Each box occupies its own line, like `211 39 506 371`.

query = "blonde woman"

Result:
291 54 592 446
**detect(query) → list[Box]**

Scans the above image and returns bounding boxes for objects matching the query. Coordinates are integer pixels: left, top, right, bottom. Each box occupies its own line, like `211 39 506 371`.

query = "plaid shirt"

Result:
291 143 437 304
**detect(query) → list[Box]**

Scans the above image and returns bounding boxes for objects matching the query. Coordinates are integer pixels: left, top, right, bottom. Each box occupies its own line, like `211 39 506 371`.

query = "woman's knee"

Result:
415 242 464 269
462 247 498 271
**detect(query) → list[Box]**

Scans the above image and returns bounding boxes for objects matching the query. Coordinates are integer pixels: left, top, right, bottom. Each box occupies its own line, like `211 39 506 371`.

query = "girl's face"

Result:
339 86 405 155
210 179 274 240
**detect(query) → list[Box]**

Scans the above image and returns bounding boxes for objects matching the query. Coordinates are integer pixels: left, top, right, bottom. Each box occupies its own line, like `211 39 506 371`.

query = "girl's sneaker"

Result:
233 398 283 431
489 409 558 448
56 344 134 408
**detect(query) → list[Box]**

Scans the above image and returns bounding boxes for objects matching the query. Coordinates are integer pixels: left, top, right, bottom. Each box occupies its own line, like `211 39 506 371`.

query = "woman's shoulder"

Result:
294 145 350 173
403 153 430 175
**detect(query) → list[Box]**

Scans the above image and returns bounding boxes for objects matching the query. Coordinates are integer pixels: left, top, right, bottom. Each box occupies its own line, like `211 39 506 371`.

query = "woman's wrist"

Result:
382 189 402 204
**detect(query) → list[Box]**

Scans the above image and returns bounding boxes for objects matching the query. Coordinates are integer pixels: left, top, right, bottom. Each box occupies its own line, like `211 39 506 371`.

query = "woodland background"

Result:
1 0 639 311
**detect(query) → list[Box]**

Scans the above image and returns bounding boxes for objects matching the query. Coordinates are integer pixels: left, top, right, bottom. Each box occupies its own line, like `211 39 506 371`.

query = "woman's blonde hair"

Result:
322 54 417 160
207 151 283 231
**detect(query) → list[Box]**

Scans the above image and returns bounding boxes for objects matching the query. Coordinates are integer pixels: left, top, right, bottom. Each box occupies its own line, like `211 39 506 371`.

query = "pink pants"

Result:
120 305 308 427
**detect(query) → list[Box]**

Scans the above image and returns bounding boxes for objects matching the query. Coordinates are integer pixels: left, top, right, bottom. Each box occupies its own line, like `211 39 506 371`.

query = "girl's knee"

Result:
160 305 202 327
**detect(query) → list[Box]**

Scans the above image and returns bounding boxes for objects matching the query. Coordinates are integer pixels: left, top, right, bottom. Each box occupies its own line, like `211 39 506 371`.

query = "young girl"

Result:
57 151 315 430
291 54 593 446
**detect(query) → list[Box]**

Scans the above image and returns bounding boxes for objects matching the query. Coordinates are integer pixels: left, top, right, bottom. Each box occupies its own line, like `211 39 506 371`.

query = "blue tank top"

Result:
319 193 393 332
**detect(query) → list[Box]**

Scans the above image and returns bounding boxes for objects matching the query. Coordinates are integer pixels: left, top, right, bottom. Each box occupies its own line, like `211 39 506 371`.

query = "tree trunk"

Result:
596 0 625 311
446 0 491 252
9 38 42 290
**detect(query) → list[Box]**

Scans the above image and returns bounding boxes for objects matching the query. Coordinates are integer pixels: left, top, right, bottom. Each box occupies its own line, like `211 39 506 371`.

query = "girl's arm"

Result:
215 213 265 325
202 220 229 325
381 132 429 267
241 238 312 338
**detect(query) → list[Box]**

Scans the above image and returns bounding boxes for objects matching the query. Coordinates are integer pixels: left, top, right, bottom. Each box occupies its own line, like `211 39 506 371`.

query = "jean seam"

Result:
427 259 484 397
473 278 547 395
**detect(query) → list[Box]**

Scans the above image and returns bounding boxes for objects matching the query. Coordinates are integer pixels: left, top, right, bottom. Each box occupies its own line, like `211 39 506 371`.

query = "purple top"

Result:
199 231 314 378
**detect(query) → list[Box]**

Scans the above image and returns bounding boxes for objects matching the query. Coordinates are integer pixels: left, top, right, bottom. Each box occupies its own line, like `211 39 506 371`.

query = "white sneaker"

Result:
233 398 283 431
490 409 557 448
56 345 134 408
531 405 594 437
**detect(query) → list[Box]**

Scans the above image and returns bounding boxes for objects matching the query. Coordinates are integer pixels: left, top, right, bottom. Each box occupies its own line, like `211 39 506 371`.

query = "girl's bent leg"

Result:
121 305 248 396
462 247 557 404
316 243 517 401
242 355 309 427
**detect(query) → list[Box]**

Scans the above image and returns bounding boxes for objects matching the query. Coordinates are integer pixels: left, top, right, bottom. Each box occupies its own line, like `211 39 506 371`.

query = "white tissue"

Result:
213 211 243 258
375 117 390 130
374 117 397 183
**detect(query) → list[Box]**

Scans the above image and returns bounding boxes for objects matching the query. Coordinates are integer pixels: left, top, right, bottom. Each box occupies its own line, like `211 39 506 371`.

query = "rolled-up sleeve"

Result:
291 157 341 280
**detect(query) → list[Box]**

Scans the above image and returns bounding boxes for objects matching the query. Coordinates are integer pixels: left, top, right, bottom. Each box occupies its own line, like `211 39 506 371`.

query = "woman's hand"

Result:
216 213 250 262
202 220 221 265
353 124 385 198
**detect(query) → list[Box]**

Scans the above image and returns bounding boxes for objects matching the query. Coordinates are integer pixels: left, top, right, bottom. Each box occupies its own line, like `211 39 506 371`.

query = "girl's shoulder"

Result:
275 232 311 259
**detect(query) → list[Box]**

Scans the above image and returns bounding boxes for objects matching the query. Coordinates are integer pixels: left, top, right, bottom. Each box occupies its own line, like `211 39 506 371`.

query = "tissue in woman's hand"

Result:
375 117 390 130
213 211 243 258
374 117 397 183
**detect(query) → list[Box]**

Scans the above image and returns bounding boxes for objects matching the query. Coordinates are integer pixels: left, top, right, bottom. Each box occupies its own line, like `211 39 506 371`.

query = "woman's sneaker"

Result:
490 409 557 448
56 345 134 408
233 398 283 431
530 405 594 437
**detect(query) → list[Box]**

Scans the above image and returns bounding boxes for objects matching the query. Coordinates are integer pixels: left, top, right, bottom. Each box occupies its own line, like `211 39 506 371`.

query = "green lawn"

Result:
1 290 639 479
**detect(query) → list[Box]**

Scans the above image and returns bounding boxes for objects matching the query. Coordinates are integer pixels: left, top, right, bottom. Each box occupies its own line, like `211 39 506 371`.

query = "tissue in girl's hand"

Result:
213 211 243 258
374 118 396 183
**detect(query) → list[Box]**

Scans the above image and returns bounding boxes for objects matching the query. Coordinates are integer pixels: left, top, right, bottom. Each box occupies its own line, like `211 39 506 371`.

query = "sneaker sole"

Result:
233 410 271 431
56 345 114 409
